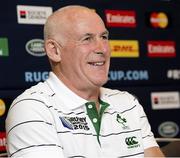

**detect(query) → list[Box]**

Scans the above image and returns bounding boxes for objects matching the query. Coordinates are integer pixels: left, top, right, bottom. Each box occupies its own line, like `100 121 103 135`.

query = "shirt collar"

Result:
46 72 113 110
46 72 87 110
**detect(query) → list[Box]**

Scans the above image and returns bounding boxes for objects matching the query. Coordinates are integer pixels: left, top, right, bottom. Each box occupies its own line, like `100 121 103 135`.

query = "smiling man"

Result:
6 5 164 158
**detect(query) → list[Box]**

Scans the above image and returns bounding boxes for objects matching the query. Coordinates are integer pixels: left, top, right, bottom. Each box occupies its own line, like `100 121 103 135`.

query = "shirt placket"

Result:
85 100 109 145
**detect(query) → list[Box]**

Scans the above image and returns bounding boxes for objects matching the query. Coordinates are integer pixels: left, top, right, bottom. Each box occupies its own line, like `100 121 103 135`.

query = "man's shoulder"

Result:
6 81 55 133
101 87 139 109
13 81 53 104
101 87 136 101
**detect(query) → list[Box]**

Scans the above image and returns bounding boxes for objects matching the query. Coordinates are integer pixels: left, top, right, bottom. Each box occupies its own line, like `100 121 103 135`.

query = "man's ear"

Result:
45 39 61 62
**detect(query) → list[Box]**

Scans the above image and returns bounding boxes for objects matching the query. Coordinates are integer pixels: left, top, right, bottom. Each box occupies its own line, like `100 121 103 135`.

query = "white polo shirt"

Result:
6 72 158 158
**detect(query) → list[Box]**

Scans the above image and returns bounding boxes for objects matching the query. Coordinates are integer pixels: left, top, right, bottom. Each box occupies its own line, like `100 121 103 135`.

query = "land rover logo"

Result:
158 121 179 138
25 39 45 57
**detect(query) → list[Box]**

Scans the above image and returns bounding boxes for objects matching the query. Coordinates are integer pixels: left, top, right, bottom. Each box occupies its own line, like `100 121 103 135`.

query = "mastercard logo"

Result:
150 12 169 28
0 99 6 116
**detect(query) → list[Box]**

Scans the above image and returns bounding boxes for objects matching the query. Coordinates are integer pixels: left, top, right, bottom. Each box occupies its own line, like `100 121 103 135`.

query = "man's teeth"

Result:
90 62 104 66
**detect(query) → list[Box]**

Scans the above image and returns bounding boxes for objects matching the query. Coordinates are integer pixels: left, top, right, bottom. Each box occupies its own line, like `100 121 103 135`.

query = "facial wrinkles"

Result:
60 10 109 88
73 17 109 67
78 35 109 66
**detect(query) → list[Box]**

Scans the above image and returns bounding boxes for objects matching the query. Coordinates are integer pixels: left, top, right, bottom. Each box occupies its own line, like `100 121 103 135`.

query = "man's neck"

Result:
54 70 101 108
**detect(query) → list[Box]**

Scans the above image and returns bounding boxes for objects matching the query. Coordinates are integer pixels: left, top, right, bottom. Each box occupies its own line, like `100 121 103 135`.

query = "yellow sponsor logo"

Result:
158 12 168 28
110 40 139 57
0 99 6 116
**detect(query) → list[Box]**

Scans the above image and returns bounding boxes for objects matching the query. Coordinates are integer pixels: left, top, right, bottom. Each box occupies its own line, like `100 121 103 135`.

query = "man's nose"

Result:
94 39 107 53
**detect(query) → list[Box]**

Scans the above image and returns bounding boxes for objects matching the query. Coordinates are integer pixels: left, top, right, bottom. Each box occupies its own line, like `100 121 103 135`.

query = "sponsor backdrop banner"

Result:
0 0 180 155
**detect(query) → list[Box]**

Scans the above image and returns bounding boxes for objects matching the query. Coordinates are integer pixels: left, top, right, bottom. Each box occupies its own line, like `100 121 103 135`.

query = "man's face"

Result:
59 12 111 91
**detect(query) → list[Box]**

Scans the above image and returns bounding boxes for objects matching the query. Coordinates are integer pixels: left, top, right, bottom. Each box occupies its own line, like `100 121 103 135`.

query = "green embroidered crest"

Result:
116 113 129 130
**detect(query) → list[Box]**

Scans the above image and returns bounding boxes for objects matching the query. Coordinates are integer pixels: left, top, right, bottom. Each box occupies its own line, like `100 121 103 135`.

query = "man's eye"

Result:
102 35 109 40
84 37 92 41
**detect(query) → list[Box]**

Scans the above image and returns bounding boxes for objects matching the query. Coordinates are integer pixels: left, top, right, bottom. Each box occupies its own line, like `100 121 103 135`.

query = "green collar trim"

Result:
85 99 109 144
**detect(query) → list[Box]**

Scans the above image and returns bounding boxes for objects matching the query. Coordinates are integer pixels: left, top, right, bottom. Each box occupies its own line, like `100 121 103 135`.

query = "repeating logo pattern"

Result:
0 2 179 155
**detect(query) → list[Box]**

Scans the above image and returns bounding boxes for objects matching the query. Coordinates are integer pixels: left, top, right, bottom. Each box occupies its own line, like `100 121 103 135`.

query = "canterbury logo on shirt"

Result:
59 116 90 130
125 136 140 149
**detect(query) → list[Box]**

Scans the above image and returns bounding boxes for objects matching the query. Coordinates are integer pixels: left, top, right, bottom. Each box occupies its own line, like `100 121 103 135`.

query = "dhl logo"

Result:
109 40 139 57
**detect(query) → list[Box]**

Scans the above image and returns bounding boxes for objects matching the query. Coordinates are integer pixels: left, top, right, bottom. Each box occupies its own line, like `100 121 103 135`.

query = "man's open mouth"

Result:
88 61 105 66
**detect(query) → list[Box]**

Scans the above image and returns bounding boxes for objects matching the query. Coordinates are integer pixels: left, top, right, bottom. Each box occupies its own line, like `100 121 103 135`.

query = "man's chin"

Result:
94 78 108 87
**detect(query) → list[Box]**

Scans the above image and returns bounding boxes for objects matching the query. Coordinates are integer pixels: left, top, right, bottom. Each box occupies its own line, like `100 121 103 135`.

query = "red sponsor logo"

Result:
149 12 169 28
20 10 26 18
0 132 6 152
147 41 176 57
105 10 136 27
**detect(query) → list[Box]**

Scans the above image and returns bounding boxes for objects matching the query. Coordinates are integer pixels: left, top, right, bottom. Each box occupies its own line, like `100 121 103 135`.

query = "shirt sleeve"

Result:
135 99 159 150
5 95 65 158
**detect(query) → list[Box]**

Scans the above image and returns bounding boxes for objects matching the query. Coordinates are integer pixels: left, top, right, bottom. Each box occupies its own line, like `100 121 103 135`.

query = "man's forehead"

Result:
65 8 104 26
53 8 107 39
81 30 109 37
74 14 106 29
